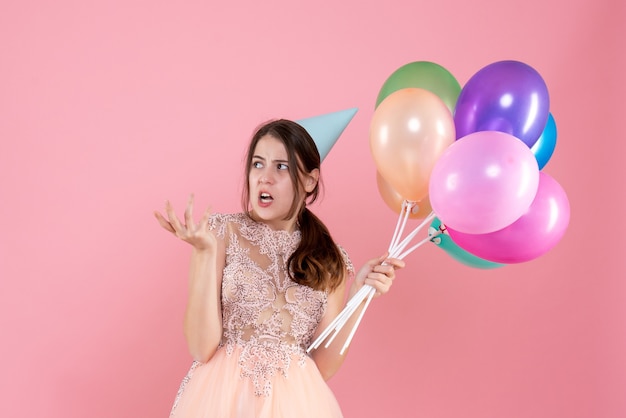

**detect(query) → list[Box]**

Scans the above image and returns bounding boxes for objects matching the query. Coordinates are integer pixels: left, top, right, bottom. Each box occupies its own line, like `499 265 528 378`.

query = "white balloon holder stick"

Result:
307 202 441 355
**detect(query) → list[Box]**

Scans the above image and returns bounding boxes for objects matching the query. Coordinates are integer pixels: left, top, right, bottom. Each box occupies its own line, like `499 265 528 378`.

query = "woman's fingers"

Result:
155 197 217 251
198 206 212 231
184 194 195 229
154 211 176 233
367 270 394 286
370 252 389 267
366 255 405 296
157 196 214 240
373 262 401 276
164 200 186 235
383 257 405 270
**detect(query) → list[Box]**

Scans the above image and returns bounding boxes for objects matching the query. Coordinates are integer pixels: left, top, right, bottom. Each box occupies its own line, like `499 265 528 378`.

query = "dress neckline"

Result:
243 213 302 239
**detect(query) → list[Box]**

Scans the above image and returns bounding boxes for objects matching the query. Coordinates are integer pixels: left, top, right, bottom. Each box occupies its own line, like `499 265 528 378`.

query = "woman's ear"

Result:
304 168 320 193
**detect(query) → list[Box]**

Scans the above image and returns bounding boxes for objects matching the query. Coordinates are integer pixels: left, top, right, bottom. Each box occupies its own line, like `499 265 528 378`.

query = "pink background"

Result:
1 0 624 417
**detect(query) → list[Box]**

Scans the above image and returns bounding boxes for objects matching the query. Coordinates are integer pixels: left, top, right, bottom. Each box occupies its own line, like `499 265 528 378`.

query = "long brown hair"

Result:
242 119 346 292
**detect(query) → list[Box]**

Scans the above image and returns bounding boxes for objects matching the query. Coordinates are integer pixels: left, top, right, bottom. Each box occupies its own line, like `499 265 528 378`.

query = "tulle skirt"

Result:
170 344 343 417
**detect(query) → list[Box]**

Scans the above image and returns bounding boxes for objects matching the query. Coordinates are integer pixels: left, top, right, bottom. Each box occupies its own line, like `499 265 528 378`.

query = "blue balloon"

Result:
531 113 557 170
454 60 550 148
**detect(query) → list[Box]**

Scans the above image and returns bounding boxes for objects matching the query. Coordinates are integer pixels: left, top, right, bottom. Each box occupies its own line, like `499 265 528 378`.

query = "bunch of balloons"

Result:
308 60 570 355
370 60 569 267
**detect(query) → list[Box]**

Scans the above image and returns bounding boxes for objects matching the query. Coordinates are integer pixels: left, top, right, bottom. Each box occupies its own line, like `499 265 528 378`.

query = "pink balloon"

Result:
447 172 570 263
429 131 539 233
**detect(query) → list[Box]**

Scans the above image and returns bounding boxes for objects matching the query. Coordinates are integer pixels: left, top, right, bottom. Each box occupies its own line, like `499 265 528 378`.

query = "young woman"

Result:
155 119 404 417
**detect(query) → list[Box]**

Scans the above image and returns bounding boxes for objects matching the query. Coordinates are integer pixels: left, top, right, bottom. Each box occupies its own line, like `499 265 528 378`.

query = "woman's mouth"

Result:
259 192 273 206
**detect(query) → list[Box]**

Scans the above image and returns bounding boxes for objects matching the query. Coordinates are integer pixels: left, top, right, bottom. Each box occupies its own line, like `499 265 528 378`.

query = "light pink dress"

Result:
170 213 353 418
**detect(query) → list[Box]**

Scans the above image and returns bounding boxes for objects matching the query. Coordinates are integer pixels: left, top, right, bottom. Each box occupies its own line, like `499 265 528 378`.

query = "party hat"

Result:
296 107 358 161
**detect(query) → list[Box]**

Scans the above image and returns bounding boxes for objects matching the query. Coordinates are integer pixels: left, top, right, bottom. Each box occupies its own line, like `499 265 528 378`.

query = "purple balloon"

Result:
447 172 570 263
429 131 539 234
454 60 550 148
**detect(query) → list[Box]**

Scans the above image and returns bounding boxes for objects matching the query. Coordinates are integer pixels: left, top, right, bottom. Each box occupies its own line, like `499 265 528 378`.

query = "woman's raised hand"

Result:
154 194 216 251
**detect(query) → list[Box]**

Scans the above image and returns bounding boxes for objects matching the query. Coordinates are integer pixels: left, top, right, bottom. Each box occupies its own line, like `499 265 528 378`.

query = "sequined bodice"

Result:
209 213 333 395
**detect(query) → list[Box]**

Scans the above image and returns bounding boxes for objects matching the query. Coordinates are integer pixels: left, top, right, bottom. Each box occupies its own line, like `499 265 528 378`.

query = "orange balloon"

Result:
370 88 455 201
376 171 432 219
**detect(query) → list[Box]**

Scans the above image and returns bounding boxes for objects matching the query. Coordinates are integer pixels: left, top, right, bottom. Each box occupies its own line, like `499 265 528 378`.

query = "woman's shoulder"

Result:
209 212 245 223
208 212 250 236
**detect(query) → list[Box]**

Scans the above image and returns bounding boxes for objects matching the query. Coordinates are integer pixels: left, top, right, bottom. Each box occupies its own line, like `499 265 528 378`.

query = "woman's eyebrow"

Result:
253 155 289 164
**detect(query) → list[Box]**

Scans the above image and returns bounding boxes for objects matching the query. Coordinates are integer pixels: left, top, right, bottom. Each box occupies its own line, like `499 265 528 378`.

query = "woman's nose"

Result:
259 170 273 184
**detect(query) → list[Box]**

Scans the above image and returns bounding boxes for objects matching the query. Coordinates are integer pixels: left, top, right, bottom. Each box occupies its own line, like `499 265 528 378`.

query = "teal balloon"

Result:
296 108 358 161
430 218 504 269
531 113 557 170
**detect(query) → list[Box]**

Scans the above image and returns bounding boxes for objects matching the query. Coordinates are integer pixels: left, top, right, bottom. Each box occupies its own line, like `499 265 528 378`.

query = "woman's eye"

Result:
253 161 263 169
277 163 289 170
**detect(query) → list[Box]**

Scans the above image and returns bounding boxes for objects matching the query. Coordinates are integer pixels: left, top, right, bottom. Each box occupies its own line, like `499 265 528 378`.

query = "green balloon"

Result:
430 218 504 270
376 61 461 114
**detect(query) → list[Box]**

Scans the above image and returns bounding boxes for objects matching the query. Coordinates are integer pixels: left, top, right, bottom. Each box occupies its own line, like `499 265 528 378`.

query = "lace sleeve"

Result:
337 245 355 281
207 213 229 245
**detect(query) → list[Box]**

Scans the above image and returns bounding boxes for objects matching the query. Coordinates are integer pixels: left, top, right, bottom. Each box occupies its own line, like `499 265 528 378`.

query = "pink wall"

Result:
1 0 624 417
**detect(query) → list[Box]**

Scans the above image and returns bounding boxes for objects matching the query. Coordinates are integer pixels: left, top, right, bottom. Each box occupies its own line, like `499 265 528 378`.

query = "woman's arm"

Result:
310 253 405 380
155 194 225 363
183 245 225 363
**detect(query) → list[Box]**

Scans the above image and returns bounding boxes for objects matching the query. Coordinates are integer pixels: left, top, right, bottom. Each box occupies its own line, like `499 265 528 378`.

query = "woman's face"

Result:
248 134 301 231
